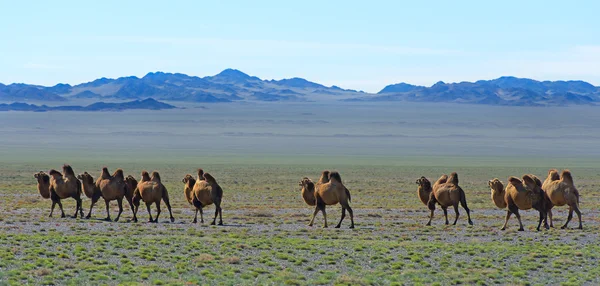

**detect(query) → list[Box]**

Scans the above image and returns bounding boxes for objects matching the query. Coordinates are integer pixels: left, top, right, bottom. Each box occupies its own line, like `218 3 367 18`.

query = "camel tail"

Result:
345 187 351 203
560 170 574 185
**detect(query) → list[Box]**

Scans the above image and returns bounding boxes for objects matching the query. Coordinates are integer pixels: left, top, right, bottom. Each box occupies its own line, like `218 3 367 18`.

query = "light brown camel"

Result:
47 165 84 218
416 172 473 226
541 169 560 228
34 171 51 199
77 172 102 219
544 169 582 229
299 177 316 206
416 174 449 206
488 178 507 209
94 167 130 222
500 175 550 231
182 174 196 205
308 171 354 228
132 171 174 223
190 170 223 225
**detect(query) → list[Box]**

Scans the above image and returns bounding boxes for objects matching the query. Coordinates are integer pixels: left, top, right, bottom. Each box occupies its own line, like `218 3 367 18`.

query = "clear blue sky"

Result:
1 0 599 92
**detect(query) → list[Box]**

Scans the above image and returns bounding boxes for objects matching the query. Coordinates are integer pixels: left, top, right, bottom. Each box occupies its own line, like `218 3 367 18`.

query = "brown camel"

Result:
190 170 223 225
541 169 561 228
182 169 204 206
417 172 473 226
124 174 138 212
500 175 550 231
299 177 316 206
308 171 354 228
47 165 84 218
76 172 102 219
544 169 582 229
94 167 130 222
34 171 51 199
132 171 174 223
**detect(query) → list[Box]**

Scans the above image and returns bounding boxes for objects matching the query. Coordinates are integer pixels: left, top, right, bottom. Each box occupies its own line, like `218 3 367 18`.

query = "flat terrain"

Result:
1 102 599 285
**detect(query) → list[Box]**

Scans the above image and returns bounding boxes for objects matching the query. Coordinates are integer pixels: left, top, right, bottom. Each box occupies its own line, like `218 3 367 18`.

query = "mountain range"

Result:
1 70 599 106
0 98 176 112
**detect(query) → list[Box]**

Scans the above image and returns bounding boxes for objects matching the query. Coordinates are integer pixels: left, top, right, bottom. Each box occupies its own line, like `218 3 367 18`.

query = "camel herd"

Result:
33 165 583 231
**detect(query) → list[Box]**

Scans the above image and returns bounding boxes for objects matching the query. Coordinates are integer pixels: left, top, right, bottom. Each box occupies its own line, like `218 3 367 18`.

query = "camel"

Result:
308 171 354 228
488 178 507 209
416 172 473 226
132 171 174 223
182 169 203 206
190 170 223 225
500 175 550 231
541 169 561 228
77 172 102 219
47 165 84 218
94 167 130 222
124 174 138 212
34 171 51 199
416 174 448 206
543 169 582 229
299 177 316 206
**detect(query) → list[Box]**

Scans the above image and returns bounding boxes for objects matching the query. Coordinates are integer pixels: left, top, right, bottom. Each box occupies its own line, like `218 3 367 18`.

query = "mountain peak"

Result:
216 68 251 78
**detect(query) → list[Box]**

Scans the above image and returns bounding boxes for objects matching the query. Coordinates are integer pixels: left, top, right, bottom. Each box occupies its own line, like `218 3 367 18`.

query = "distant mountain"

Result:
0 98 177 112
2 71 600 106
356 77 600 106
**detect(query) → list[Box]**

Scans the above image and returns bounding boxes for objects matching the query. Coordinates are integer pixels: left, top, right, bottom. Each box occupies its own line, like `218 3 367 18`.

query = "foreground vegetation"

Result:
1 159 599 285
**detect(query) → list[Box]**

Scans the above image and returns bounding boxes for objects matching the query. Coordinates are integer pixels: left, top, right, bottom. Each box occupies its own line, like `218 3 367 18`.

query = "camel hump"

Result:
49 169 62 177
527 174 542 187
62 164 75 176
197 169 205 180
522 175 536 187
151 171 161 183
448 172 459 185
435 174 448 185
101 167 111 179
112 169 125 180
560 170 574 185
141 171 151 182
319 170 330 184
328 171 342 183
203 173 217 184
508 176 522 186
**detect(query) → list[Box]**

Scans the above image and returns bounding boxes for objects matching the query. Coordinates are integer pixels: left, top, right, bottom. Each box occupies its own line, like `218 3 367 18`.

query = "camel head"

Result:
77 172 94 185
197 169 205 180
34 171 50 184
125 175 138 190
182 174 196 187
299 177 314 189
416 176 432 190
62 164 75 177
488 178 504 194
141 171 151 182
48 169 63 178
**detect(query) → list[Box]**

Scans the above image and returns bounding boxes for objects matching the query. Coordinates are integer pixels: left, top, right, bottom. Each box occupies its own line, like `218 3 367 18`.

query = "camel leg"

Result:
56 200 65 218
193 209 199 223
513 210 524 231
71 197 81 218
500 211 512 230
426 208 435 226
321 206 328 228
459 192 473 225
103 199 111 221
561 207 574 229
114 198 123 222
86 194 100 219
199 207 204 223
49 201 56 217
442 207 449 225
536 210 545 231
426 198 436 226
218 205 223 226
132 202 139 223
126 196 135 220
146 203 153 222
335 208 346 228
346 205 354 229
547 208 554 228
452 204 460 225
574 205 582 230
308 205 320 227
163 196 174 223
212 202 223 225
154 201 161 223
